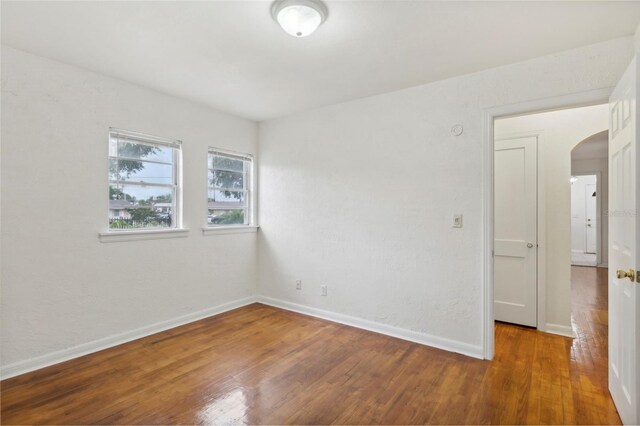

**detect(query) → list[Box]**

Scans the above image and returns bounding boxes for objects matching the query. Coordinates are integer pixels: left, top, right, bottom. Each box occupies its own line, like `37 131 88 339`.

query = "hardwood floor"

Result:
1 266 620 424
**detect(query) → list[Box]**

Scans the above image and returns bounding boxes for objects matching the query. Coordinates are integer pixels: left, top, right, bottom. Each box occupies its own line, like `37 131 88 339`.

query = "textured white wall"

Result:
495 105 608 330
1 47 258 367
257 38 633 348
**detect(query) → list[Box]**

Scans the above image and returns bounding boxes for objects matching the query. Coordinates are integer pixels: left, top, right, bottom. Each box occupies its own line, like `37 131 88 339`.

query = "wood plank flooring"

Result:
1 266 621 424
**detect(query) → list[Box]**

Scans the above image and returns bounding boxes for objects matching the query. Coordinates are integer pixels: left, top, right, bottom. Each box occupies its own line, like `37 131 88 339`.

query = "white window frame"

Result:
106 128 183 234
205 148 256 232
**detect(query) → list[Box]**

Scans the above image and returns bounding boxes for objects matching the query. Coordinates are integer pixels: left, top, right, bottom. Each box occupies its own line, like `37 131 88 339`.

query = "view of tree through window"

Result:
108 130 180 231
207 150 252 226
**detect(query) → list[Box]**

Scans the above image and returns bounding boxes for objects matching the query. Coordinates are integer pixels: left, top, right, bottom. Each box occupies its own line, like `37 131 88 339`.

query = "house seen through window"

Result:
108 129 181 231
208 150 253 226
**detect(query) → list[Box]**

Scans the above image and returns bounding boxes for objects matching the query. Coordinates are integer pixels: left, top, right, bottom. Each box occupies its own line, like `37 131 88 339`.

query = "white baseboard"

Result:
0 296 257 380
256 295 483 359
544 323 575 338
2 294 485 380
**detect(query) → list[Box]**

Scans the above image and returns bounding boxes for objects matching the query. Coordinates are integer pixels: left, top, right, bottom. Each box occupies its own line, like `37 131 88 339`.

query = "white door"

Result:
494 136 537 327
609 55 639 426
585 182 597 254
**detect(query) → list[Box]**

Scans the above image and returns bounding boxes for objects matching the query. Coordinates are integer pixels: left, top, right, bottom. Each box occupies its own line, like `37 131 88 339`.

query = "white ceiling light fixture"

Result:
271 0 328 38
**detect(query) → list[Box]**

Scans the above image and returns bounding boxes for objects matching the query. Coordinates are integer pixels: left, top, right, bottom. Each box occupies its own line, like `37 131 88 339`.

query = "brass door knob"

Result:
616 268 636 281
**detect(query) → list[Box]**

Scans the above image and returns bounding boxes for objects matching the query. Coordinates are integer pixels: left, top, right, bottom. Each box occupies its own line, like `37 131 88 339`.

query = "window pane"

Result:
207 209 245 225
208 189 246 206
109 184 174 230
110 158 173 184
116 141 173 163
209 169 244 190
207 150 252 227
212 155 244 172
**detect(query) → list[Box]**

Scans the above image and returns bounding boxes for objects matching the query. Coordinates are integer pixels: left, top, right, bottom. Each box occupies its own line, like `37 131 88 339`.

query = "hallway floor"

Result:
567 266 613 419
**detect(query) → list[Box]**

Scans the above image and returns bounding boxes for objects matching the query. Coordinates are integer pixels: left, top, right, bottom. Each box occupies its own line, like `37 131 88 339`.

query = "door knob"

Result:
526 242 534 248
616 268 635 281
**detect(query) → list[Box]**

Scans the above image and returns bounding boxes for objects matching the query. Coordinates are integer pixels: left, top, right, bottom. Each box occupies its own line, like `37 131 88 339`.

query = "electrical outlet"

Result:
453 214 463 228
321 285 327 296
296 280 302 290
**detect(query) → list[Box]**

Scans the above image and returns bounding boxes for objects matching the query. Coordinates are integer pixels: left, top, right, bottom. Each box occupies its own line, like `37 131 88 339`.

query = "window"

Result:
108 129 181 231
207 149 253 227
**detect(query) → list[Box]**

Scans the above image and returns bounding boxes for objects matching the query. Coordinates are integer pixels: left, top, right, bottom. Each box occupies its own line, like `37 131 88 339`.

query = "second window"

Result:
207 149 253 226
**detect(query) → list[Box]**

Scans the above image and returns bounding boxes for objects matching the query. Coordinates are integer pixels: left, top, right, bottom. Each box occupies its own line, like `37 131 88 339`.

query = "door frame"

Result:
571 171 603 266
482 87 612 359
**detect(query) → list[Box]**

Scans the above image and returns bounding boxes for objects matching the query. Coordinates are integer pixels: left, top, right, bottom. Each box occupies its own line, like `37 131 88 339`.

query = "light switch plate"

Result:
453 214 463 228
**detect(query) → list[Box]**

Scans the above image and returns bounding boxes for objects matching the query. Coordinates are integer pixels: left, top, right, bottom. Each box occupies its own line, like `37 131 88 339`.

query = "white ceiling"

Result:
3 1 640 121
572 130 609 160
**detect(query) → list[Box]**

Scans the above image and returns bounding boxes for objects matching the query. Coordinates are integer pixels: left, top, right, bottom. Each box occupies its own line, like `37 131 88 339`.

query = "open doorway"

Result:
570 174 598 266
489 102 618 420
492 104 608 335
489 102 619 419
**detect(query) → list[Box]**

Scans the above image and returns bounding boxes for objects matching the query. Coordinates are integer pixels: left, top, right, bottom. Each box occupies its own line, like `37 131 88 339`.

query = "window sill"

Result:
99 228 190 243
202 225 259 236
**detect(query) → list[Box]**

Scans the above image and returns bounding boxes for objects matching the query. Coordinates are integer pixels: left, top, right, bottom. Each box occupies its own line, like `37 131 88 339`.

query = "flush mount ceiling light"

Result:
271 0 328 38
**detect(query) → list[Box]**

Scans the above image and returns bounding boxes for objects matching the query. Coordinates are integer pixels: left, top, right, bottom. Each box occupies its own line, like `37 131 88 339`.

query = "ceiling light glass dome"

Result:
271 0 328 37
